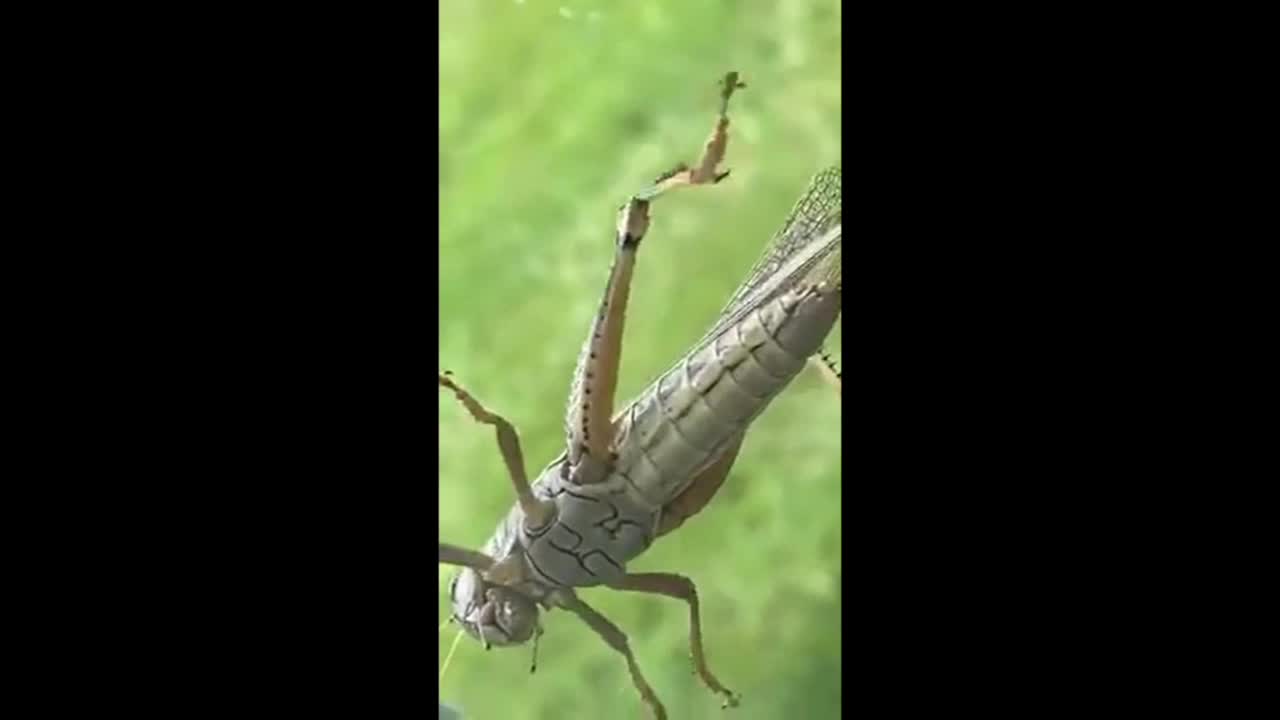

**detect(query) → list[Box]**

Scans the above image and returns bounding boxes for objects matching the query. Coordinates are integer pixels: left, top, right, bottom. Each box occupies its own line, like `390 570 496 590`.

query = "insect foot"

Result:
639 69 744 200
719 70 746 112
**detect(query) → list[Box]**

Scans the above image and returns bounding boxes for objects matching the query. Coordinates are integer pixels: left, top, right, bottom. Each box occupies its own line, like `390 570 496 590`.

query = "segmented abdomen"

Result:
468 283 840 593
611 283 840 507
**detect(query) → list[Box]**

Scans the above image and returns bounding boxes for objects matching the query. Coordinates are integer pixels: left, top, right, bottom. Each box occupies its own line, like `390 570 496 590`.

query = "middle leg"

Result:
609 572 739 708
439 372 555 528
559 592 667 720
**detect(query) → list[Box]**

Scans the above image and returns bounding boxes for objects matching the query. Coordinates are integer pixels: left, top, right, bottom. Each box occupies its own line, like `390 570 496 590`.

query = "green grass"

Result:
440 2 842 718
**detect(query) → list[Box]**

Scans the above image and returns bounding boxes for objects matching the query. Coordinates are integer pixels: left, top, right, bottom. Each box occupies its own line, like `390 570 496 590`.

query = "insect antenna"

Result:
529 624 544 674
439 625 466 684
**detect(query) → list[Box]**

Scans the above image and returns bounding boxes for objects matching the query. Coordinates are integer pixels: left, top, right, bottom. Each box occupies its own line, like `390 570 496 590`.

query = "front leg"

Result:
438 542 494 571
564 71 745 483
558 593 667 720
610 572 739 709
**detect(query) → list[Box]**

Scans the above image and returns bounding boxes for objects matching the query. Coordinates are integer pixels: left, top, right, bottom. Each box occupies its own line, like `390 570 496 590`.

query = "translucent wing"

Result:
645 168 841 534
723 166 841 309
603 166 842 440
699 166 842 344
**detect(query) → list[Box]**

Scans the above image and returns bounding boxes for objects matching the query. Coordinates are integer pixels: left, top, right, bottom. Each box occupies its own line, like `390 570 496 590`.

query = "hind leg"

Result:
563 72 746 484
810 346 842 394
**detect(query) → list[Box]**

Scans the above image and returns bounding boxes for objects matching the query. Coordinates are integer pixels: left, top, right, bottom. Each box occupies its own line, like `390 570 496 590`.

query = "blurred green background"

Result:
439 2 841 718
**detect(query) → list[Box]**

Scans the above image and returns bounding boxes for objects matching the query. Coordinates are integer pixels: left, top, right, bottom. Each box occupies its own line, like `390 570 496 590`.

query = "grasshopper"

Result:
438 72 841 720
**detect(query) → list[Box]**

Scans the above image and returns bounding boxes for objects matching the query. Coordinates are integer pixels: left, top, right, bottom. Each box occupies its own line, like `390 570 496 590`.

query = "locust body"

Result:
438 73 841 720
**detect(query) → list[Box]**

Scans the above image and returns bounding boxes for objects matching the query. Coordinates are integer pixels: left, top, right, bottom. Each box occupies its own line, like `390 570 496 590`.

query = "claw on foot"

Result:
637 70 744 200
718 70 746 113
